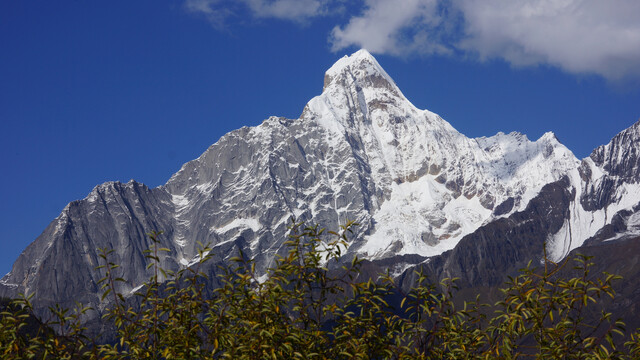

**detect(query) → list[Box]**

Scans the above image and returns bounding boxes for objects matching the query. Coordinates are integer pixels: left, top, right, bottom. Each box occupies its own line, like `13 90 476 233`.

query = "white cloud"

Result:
456 0 640 80
185 0 640 80
330 0 640 80
330 0 454 56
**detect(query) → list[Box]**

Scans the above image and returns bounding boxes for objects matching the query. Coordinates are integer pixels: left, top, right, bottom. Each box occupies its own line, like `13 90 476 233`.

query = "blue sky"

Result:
1 0 639 276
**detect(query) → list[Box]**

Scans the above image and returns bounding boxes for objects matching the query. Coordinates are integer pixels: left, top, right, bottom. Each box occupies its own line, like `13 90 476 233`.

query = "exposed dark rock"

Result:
400 177 575 290
493 197 515 216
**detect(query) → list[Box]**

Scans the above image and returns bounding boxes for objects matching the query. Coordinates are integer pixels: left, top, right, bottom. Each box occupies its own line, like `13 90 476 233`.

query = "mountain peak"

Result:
303 48 413 133
323 49 396 92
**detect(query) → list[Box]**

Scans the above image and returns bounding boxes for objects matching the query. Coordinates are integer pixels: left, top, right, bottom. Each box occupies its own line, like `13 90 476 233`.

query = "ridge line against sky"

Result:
0 0 639 276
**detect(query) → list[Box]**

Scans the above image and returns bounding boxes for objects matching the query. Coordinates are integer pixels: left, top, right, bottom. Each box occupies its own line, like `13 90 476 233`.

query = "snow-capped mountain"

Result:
303 50 578 260
1 50 639 324
399 120 640 292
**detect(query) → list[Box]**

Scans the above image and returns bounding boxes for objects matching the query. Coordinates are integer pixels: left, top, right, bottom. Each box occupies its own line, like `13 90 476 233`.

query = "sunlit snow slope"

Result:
302 50 579 259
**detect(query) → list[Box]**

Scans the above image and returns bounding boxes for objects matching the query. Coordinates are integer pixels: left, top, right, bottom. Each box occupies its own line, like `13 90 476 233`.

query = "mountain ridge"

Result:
1 50 639 328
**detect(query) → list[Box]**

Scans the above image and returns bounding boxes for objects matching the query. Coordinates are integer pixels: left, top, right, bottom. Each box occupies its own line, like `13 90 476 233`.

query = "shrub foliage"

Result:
2 220 640 359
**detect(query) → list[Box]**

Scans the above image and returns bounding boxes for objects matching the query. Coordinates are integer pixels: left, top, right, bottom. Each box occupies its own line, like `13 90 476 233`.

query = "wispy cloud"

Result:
244 0 333 20
184 0 235 28
185 0 338 25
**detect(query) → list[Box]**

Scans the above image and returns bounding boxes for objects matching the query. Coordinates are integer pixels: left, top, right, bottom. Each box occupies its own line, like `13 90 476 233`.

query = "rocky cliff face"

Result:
1 50 638 324
0 182 177 315
581 121 640 211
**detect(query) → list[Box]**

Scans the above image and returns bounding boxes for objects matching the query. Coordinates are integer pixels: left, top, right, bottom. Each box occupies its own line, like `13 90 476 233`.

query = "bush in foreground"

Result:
2 221 640 359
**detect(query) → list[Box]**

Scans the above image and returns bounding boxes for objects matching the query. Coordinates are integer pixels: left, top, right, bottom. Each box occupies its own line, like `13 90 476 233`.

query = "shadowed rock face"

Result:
568 235 640 332
1 51 640 332
0 181 177 320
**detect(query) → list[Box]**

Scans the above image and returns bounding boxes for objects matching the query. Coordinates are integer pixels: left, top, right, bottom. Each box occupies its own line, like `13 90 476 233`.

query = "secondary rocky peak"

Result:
590 119 640 180
539 131 559 142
